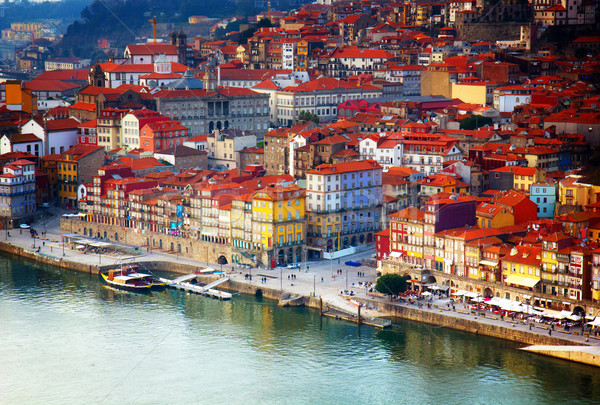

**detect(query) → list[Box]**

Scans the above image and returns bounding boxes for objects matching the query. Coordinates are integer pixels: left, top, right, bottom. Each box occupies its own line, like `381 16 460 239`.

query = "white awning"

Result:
479 259 499 267
587 318 600 327
451 290 467 296
504 274 540 288
389 251 402 258
464 291 480 298
542 309 566 319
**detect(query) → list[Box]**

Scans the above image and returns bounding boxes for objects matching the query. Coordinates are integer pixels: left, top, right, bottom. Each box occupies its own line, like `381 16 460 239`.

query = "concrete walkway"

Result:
10 211 600 353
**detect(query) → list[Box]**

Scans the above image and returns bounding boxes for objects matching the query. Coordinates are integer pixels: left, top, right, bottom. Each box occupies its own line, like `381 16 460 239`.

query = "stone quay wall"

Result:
61 218 268 266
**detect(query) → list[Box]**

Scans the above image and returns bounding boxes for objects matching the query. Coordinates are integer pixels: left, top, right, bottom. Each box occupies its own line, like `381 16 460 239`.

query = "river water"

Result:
1 254 600 404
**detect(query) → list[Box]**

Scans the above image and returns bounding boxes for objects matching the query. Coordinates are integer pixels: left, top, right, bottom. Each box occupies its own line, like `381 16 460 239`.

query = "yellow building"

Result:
476 202 514 228
295 40 308 72
540 233 572 296
252 183 306 266
501 245 542 293
559 175 600 208
58 145 104 207
451 82 489 105
416 4 430 25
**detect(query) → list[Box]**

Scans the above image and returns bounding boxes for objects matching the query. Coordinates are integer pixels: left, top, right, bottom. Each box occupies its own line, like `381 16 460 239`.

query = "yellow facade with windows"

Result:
251 184 305 252
58 157 78 206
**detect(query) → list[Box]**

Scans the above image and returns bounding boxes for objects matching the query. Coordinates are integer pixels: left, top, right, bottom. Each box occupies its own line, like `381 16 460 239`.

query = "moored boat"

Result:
100 265 166 291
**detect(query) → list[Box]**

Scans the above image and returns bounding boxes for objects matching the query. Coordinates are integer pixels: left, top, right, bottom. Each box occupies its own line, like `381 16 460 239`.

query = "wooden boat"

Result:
100 265 166 291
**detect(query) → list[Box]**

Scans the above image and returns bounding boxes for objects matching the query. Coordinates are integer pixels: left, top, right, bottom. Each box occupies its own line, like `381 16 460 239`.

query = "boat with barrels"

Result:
100 265 166 291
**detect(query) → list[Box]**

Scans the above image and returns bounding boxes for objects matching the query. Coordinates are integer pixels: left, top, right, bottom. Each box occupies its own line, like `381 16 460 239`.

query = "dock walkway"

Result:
159 274 232 300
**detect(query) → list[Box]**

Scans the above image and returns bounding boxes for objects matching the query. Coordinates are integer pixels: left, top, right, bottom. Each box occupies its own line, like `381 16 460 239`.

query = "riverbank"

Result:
2 230 600 368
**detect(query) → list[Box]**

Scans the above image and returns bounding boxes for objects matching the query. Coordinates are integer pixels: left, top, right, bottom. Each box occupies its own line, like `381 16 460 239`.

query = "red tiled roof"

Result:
126 44 178 55
46 118 80 131
307 159 381 175
69 102 97 112
23 79 79 92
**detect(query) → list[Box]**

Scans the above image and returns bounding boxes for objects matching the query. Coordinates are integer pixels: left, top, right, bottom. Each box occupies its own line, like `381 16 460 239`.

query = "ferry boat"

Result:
100 265 166 291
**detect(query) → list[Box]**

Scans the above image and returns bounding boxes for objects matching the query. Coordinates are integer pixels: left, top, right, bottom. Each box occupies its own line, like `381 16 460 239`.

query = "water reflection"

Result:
1 253 600 404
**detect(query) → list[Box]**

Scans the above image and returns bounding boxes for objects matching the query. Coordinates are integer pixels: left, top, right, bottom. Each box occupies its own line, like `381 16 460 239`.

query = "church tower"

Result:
88 63 105 87
203 66 217 91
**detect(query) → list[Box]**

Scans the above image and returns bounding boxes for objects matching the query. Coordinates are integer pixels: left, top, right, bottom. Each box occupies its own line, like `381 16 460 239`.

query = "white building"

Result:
20 118 79 156
0 133 43 156
380 65 423 96
493 85 532 113
255 77 383 126
282 42 295 70
0 158 37 223
305 159 383 256
44 57 90 71
120 110 169 150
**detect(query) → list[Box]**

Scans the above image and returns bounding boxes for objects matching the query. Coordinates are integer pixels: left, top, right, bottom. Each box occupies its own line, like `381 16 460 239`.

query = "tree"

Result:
460 115 493 130
375 273 408 298
257 17 273 29
297 110 319 124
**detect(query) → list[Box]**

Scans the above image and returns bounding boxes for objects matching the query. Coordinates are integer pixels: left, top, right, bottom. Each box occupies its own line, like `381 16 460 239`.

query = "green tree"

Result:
375 273 408 298
460 115 493 130
297 110 319 124
257 17 273 28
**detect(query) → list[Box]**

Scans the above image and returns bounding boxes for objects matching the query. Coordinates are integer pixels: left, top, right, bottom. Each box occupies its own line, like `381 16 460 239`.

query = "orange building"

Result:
5 80 37 114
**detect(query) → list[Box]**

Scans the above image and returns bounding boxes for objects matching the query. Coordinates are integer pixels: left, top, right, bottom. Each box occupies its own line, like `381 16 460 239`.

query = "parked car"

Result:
345 261 361 267
287 263 299 269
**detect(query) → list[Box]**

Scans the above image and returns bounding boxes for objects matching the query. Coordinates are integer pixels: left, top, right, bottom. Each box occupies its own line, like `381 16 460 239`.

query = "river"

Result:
1 254 600 404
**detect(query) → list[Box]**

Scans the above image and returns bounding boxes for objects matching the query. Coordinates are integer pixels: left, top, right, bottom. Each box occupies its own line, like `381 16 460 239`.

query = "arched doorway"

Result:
327 239 333 251
426 275 436 284
483 287 493 298
573 306 585 316
216 121 222 130
209 121 214 132
350 236 357 246
287 248 293 264
278 249 284 266
159 240 163 249
115 233 118 241
359 234 365 244
224 120 229 129
217 255 228 265
343 237 349 248
366 233 373 243
296 246 302 263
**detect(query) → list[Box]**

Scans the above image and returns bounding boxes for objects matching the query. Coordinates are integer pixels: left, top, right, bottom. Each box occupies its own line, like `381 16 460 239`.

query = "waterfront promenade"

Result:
5 211 600 365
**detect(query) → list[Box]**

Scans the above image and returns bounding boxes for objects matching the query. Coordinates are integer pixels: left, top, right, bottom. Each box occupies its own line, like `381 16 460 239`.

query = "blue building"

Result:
530 182 557 218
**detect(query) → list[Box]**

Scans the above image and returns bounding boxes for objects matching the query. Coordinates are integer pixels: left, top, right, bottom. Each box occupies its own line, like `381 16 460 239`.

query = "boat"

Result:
99 265 166 291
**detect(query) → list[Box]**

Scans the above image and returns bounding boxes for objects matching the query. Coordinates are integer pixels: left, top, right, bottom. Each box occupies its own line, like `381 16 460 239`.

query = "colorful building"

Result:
530 182 557 218
252 183 306 267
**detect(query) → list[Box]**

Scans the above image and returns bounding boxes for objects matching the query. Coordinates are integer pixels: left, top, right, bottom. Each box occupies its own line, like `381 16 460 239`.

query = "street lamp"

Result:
330 251 333 278
62 236 65 256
